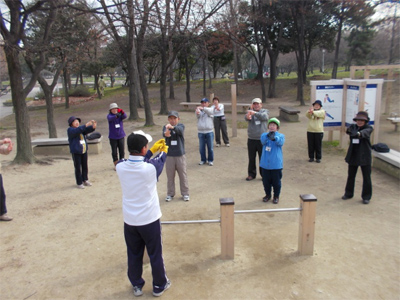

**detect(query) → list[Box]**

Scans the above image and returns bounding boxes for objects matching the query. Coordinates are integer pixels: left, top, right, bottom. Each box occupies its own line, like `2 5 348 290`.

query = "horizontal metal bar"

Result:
234 208 301 214
162 219 220 225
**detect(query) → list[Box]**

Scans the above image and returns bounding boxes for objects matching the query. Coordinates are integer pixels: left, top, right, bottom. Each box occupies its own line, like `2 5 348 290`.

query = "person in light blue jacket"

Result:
260 118 285 204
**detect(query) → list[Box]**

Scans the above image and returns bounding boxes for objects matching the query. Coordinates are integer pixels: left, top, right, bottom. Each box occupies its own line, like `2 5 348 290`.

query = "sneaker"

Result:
83 181 92 186
225 144 230 147
77 184 85 189
363 199 370 204
308 159 314 162
341 195 352 200
165 195 173 202
199 161 205 165
153 280 171 297
133 286 143 297
0 213 13 221
316 159 321 163
208 162 213 166
273 197 279 204
216 144 221 147
183 195 190 201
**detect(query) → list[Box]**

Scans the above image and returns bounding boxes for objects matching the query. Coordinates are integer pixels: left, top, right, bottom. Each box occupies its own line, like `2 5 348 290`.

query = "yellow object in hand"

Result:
161 144 169 153
150 139 165 154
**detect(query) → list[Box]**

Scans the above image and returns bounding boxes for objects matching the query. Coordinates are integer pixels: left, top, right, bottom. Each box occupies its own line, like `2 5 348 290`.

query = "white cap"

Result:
252 98 262 104
133 130 153 143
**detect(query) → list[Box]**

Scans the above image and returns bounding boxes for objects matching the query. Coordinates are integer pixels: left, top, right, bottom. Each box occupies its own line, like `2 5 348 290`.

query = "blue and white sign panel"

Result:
315 84 343 127
345 84 377 126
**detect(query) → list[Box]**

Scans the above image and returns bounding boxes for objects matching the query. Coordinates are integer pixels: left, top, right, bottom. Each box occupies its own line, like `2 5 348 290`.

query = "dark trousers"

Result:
214 116 229 145
261 168 282 198
344 165 372 200
124 220 168 293
307 132 323 160
72 152 88 185
109 138 125 162
0 174 7 215
247 139 263 179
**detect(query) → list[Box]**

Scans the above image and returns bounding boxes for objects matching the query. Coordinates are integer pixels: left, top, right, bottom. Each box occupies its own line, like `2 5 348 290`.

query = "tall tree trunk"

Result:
332 12 344 79
5 49 36 163
168 39 175 99
37 74 60 138
63 67 70 109
185 54 191 102
267 52 279 98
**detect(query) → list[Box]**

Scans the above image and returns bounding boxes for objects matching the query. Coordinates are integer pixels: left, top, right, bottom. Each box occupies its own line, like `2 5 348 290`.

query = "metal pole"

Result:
322 49 325 73
162 220 220 225
235 208 301 214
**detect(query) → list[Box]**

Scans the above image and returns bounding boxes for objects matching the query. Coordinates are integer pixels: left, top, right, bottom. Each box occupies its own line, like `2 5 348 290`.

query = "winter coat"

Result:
345 123 374 166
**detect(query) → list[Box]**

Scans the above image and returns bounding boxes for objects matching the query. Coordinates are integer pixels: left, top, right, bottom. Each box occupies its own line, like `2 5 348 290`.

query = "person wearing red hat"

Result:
342 111 374 204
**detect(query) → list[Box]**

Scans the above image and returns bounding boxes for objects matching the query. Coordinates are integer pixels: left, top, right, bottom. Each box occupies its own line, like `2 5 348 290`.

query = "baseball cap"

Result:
252 98 262 104
168 111 179 118
201 98 209 103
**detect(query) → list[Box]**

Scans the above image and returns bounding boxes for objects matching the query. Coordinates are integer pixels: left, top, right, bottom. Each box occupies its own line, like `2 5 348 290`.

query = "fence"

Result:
162 194 317 259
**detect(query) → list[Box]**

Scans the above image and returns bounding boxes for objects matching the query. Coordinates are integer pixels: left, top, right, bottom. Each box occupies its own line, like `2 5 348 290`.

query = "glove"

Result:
116 112 121 118
117 108 122 113
120 109 125 115
150 139 165 154
350 128 359 138
267 131 275 141
161 144 169 153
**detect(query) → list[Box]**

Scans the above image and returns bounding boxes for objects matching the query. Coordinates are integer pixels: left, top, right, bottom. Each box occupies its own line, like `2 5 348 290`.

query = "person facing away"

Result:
67 116 96 189
211 96 230 147
107 102 127 167
260 118 285 204
115 130 171 297
305 100 326 163
162 111 189 202
342 111 374 204
245 98 269 181
0 138 13 221
196 98 215 166
99 76 106 96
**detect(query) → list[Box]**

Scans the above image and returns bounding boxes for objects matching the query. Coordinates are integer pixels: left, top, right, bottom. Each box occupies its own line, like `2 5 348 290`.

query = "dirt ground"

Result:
0 80 399 300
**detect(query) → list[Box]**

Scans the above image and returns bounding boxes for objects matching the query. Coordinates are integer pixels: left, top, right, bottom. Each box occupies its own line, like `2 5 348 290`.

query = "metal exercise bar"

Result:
234 207 301 214
162 219 220 225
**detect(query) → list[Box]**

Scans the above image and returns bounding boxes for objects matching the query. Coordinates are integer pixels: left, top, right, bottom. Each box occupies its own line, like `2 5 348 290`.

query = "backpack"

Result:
86 132 102 140
372 143 390 153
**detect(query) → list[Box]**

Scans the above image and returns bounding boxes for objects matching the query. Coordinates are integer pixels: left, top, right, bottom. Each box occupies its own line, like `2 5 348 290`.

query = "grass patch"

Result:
322 140 346 155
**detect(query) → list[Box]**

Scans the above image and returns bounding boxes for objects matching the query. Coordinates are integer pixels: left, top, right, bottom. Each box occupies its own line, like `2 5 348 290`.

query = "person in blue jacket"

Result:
260 118 285 204
67 116 97 189
107 103 127 167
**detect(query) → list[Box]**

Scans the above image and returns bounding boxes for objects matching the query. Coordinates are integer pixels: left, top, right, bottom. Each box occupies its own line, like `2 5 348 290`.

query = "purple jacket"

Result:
107 111 127 140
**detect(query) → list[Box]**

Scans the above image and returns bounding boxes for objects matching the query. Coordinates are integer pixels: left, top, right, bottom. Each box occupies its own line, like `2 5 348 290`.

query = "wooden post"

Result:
298 194 317 256
385 69 393 115
210 93 214 102
220 198 235 259
231 83 237 137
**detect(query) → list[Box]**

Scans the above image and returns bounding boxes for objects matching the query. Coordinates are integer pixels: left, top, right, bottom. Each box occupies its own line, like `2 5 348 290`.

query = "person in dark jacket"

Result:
107 103 127 167
67 116 97 189
342 111 373 204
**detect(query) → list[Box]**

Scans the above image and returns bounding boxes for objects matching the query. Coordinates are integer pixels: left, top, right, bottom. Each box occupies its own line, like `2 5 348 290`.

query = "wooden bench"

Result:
279 106 301 122
372 149 400 178
31 137 103 155
387 117 400 132
180 102 250 113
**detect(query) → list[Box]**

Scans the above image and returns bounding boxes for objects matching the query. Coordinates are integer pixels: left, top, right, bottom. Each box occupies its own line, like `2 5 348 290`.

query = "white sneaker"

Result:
183 195 190 201
216 144 220 147
208 162 213 166
199 161 205 165
133 286 143 297
77 184 85 189
83 181 92 186
226 144 230 147
165 196 173 202
153 280 171 297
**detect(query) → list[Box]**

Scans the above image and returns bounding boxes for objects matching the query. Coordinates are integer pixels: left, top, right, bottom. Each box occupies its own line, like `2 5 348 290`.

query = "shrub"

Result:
69 85 91 97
